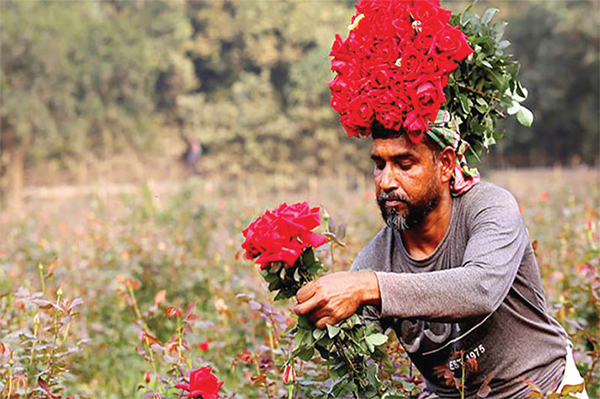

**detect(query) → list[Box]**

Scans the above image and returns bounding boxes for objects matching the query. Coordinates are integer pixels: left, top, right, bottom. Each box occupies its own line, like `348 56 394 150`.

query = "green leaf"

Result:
366 333 388 346
313 328 326 340
326 324 340 339
516 81 527 99
297 346 314 361
507 101 520 115
497 40 511 50
516 106 534 127
492 21 508 41
482 8 499 25
458 93 471 113
560 382 585 395
480 59 493 69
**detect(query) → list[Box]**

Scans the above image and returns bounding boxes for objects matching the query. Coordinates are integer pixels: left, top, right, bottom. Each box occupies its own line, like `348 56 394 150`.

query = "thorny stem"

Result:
126 283 150 332
8 355 14 398
48 289 62 370
30 314 39 370
177 317 183 366
334 338 360 398
38 264 46 293
126 285 162 395
145 336 162 396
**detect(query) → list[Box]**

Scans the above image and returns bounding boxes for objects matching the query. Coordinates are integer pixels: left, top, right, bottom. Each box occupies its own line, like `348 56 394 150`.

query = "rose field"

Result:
0 167 598 399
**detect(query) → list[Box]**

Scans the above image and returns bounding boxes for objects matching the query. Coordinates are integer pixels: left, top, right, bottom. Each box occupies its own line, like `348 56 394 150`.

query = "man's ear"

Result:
438 147 456 184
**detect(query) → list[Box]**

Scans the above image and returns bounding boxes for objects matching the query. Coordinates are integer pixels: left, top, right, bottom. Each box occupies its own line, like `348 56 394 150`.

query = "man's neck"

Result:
400 193 453 261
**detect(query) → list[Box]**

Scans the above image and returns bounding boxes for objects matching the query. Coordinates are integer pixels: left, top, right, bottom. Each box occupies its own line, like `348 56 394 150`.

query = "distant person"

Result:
178 117 202 176
293 0 589 398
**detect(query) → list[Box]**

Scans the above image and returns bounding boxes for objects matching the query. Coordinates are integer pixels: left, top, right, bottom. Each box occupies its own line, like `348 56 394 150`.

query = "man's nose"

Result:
379 164 399 192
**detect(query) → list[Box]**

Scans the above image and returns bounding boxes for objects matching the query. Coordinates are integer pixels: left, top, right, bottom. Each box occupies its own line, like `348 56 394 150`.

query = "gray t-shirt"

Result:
351 182 568 398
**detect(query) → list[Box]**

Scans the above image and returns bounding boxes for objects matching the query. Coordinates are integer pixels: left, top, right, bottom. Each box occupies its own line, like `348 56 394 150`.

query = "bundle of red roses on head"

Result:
329 0 473 141
241 201 329 301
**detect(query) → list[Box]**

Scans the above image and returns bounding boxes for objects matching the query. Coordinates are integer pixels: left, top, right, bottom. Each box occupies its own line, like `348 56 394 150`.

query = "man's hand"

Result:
293 271 381 329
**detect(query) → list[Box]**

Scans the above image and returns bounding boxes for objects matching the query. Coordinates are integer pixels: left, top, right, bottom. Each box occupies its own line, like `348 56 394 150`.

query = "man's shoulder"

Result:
350 227 392 272
456 181 524 233
460 181 519 212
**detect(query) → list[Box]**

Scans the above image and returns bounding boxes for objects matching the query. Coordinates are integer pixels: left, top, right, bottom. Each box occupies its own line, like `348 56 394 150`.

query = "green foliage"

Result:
0 1 193 162
448 5 533 160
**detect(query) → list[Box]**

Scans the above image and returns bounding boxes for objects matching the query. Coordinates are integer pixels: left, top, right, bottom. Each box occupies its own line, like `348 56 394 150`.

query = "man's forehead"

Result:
371 137 426 157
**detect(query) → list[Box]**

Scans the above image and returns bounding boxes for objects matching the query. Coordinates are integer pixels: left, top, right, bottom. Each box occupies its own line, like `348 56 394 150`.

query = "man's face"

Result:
371 135 441 231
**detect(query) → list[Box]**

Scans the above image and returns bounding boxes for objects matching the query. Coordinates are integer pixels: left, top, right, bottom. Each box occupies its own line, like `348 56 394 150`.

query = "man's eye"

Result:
374 162 384 170
399 162 412 170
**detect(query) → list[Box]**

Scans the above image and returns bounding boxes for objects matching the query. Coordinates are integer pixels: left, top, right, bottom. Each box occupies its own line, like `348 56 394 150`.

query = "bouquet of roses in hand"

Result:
242 201 328 301
242 202 393 398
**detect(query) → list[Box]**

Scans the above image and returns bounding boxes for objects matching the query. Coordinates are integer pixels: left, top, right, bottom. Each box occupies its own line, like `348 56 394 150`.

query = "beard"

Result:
377 177 440 231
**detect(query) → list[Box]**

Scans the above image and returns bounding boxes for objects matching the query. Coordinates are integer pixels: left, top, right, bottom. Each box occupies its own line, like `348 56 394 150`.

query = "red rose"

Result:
346 94 375 127
175 367 223 399
397 47 424 81
434 26 474 69
414 28 435 53
421 53 443 74
412 1 451 32
377 107 404 131
410 76 445 121
241 202 328 268
403 110 428 136
340 114 370 137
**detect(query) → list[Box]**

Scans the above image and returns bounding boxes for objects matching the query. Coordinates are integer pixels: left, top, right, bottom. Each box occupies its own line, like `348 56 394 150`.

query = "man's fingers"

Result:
315 316 337 330
308 307 330 324
293 295 319 315
296 281 316 303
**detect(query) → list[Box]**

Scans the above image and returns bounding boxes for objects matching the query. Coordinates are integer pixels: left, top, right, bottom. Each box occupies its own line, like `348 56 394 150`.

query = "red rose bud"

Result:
144 372 151 383
283 364 296 385
175 367 224 399
164 307 183 319
198 341 210 352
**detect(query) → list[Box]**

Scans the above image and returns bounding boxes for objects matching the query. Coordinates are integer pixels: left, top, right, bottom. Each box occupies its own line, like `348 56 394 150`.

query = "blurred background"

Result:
0 1 598 399
1 0 598 208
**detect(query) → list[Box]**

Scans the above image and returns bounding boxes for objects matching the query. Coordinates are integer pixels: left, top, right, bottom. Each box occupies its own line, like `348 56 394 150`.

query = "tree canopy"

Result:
1 0 598 194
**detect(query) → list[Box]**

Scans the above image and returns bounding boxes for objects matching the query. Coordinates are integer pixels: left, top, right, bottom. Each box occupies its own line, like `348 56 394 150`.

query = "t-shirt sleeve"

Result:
375 186 529 322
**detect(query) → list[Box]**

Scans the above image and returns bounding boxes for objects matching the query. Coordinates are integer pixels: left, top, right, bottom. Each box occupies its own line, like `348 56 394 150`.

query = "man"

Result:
293 119 588 397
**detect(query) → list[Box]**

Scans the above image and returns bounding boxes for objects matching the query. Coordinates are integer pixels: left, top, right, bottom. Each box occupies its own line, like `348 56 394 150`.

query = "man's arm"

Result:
295 187 529 325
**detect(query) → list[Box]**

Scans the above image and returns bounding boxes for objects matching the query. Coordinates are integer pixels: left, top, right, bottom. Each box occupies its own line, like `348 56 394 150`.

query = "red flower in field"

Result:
539 191 550 202
198 340 210 352
241 202 328 269
164 306 182 319
236 349 254 365
282 364 296 385
175 367 223 399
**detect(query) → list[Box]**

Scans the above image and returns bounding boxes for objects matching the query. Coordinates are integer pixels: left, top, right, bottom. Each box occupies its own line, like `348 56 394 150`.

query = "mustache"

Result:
377 191 410 205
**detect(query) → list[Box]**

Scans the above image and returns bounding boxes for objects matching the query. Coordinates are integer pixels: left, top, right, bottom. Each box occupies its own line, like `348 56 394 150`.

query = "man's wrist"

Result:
357 271 381 307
